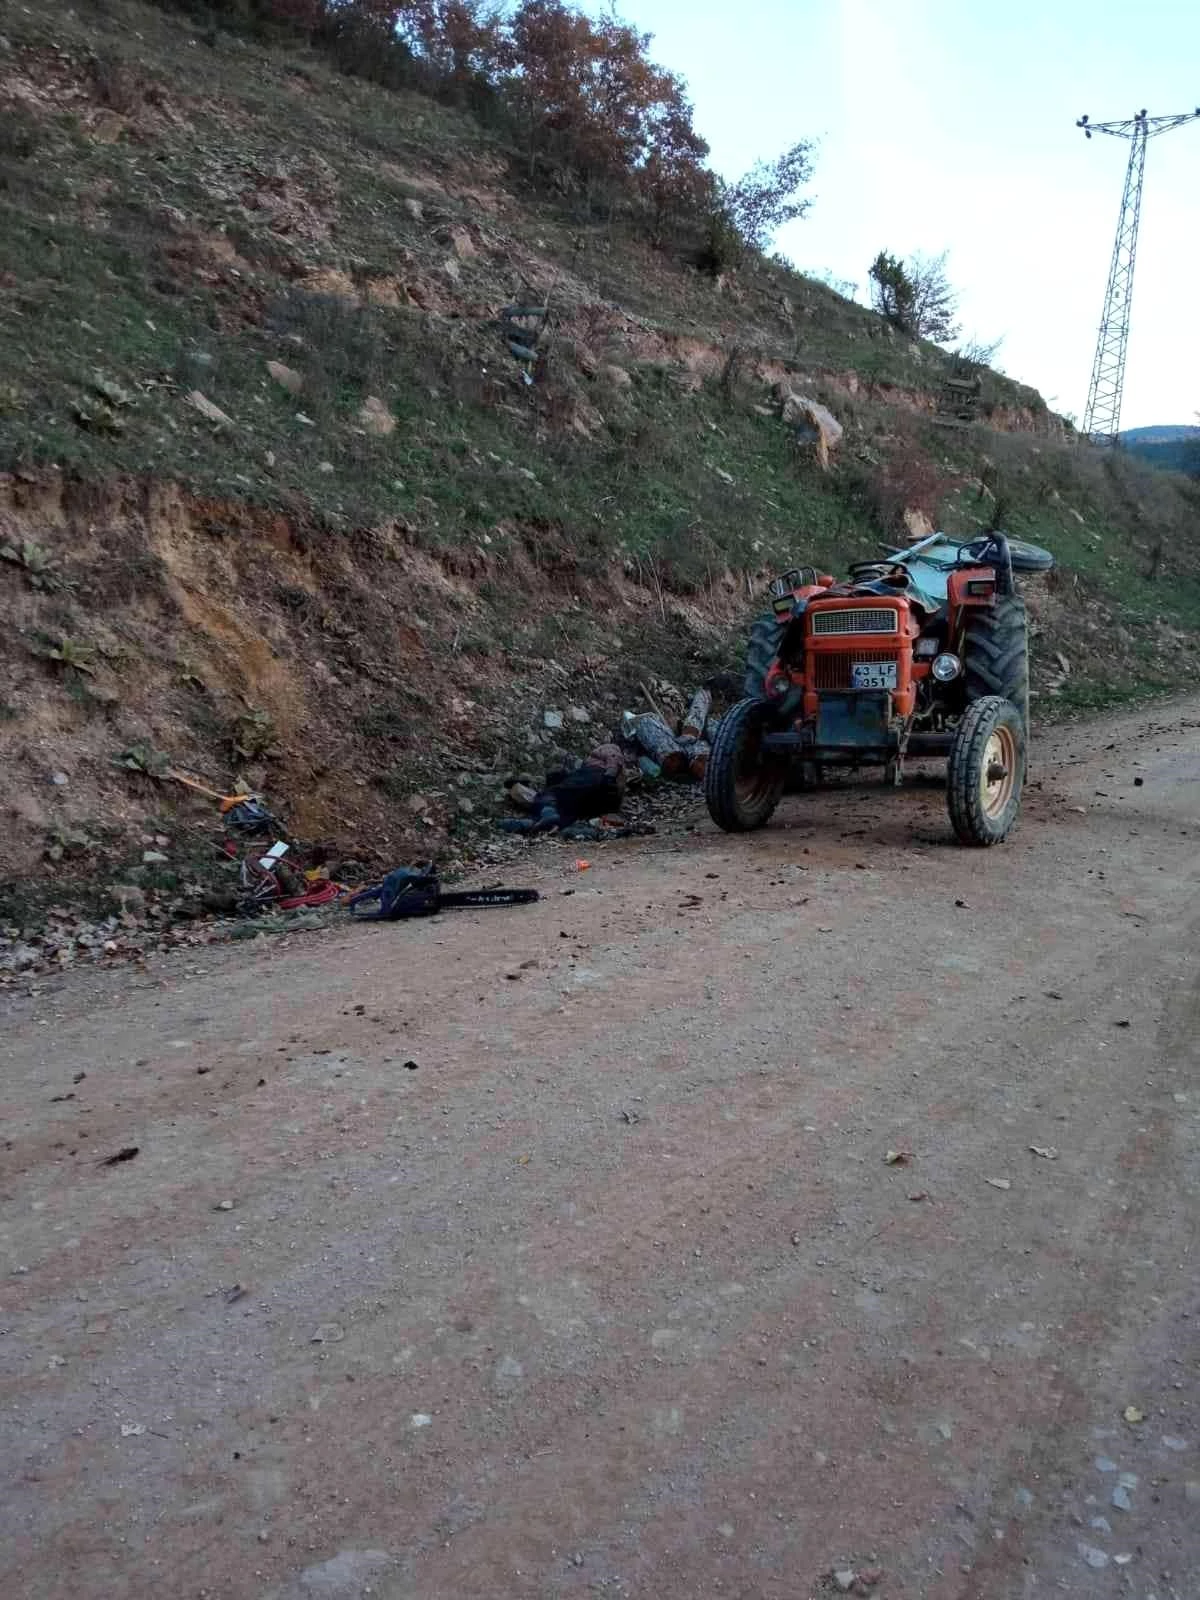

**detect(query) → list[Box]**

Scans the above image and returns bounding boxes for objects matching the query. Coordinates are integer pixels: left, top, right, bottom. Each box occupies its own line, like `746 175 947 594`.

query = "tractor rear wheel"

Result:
946 695 1025 846
962 594 1030 731
705 697 787 833
743 613 783 698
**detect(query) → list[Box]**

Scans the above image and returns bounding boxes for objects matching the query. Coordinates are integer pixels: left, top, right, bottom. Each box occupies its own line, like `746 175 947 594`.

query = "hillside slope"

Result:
2 0 1199 920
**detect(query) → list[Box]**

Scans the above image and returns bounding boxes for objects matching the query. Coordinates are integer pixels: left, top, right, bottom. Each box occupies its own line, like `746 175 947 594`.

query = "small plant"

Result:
114 743 169 776
29 635 96 677
0 108 40 161
2 540 63 591
89 372 136 409
230 708 278 761
44 826 93 864
86 54 142 115
70 371 137 435
376 764 410 801
358 703 411 741
70 397 125 434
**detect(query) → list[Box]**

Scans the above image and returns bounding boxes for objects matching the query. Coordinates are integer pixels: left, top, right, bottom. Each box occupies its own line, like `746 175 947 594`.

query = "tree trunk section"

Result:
634 713 689 777
682 687 712 741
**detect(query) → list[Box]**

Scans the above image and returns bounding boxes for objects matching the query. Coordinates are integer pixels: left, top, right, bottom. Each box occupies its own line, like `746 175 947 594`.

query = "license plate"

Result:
852 662 897 690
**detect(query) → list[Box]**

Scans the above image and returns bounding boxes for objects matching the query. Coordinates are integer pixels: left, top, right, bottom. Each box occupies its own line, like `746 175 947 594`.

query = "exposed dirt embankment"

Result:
0 470 741 912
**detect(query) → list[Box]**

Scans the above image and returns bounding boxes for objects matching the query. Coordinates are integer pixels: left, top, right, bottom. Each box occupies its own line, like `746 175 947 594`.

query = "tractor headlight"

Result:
931 652 962 683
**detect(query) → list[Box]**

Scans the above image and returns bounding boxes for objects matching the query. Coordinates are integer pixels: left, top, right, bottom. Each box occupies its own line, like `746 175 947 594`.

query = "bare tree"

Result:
722 141 816 252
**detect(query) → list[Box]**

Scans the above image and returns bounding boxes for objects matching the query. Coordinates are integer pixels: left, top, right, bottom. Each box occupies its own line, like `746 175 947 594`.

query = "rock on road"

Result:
2 699 1198 1600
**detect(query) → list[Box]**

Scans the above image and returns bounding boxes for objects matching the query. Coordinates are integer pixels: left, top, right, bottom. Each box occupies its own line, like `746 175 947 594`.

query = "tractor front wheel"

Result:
946 695 1025 846
705 697 788 833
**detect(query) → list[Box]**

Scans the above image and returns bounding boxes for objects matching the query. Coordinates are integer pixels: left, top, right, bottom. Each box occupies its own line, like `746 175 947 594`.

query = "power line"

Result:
1077 106 1200 443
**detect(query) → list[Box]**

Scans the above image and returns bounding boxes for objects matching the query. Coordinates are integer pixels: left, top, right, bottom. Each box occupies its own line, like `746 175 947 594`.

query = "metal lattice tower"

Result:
1077 107 1200 443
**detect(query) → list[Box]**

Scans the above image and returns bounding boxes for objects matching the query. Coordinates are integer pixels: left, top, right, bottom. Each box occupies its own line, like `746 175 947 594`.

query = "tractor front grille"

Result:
810 608 899 636
812 649 898 690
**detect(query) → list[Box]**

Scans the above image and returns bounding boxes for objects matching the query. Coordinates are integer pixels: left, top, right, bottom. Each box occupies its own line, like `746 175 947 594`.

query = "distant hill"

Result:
1120 425 1200 476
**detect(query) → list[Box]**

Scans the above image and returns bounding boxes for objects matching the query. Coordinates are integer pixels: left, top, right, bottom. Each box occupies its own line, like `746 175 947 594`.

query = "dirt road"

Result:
3 699 1199 1600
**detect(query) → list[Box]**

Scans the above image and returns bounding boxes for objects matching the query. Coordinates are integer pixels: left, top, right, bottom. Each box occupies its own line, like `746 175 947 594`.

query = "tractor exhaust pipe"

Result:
987 532 1015 596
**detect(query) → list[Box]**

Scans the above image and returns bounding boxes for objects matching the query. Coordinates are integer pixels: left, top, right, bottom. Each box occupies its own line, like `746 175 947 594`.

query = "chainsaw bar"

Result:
436 888 540 910
347 866 539 920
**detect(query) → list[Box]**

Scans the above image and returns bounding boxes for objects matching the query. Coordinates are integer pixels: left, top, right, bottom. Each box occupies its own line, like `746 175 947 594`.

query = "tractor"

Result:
706 531 1055 846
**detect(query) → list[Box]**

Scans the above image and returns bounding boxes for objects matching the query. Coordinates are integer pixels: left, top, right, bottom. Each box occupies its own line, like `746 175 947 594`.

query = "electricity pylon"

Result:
1077 107 1200 443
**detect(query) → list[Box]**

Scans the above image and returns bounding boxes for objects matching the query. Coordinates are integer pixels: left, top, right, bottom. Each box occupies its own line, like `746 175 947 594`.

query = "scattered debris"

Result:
884 1149 912 1166
499 303 547 369
1122 1405 1145 1425
1029 1144 1059 1160
986 1177 1011 1191
213 1200 235 1211
101 1146 140 1166
120 1422 146 1438
311 1323 345 1344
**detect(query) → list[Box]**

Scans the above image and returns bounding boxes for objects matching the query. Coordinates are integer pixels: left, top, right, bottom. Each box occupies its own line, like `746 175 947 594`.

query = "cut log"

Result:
634 713 689 777
681 687 712 741
686 739 711 780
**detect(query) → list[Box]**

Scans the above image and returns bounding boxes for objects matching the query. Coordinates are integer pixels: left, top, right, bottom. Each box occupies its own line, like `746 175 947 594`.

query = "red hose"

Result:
277 880 346 911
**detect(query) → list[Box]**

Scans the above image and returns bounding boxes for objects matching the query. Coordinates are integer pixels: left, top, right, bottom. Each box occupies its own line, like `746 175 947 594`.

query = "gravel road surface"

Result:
2 699 1198 1599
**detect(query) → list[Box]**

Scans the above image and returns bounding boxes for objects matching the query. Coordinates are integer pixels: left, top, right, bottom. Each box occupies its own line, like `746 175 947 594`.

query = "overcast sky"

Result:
617 0 1199 429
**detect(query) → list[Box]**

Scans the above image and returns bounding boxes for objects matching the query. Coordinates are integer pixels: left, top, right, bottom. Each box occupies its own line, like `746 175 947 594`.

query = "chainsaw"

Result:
347 864 539 921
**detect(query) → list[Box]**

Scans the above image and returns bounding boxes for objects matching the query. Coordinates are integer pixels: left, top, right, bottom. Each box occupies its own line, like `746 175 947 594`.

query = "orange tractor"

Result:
706 532 1054 846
